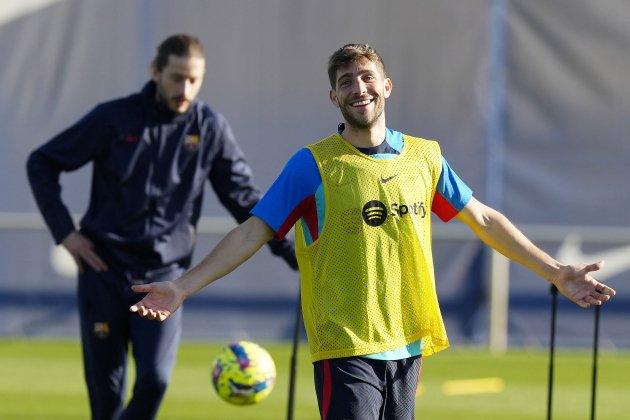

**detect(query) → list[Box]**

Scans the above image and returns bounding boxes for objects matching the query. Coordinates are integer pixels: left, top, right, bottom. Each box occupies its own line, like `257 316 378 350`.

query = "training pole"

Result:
546 284 558 420
287 289 302 420
590 304 601 420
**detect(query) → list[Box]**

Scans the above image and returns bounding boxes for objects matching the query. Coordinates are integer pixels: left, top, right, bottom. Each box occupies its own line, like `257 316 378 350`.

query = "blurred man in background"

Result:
26 33 297 420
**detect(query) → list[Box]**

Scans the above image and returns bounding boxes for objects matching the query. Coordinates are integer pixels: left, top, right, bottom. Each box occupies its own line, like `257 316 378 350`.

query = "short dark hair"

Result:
153 34 205 72
327 44 387 89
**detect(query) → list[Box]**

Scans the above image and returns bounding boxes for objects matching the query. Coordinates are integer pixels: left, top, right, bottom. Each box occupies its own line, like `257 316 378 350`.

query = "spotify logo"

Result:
362 200 388 226
361 199 427 227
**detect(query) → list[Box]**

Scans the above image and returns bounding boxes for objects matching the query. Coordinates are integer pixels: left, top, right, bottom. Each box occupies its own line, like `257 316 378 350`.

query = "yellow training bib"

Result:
296 133 450 362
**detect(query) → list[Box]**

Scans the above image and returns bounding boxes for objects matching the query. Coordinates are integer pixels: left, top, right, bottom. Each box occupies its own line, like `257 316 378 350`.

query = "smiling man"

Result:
26 34 297 420
128 43 616 419
331 55 391 132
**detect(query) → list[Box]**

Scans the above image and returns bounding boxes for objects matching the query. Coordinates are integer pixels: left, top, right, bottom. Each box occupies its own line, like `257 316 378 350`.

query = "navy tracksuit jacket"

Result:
27 81 295 275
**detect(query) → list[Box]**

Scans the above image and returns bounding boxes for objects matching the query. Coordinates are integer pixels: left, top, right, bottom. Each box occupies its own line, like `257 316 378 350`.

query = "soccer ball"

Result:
211 341 276 405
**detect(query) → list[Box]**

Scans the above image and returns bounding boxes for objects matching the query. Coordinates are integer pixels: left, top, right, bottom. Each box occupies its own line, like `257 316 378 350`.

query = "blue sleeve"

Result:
207 113 262 224
26 104 113 243
432 156 473 221
252 148 321 237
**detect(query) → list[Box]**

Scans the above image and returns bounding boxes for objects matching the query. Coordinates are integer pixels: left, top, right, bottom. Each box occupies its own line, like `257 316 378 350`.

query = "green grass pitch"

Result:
0 339 628 419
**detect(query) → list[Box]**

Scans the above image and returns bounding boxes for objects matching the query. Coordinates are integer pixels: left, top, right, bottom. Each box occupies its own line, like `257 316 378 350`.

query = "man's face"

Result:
152 54 206 114
329 57 392 129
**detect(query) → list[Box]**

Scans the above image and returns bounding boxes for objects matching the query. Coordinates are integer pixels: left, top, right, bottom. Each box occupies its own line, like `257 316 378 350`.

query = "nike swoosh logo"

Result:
380 174 398 183
555 233 630 281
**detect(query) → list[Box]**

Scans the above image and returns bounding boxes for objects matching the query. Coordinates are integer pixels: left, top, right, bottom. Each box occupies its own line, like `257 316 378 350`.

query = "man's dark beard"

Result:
339 98 383 130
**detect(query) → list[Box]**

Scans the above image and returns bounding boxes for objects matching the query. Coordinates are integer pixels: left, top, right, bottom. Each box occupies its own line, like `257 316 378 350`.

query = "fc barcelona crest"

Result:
183 134 200 151
93 322 110 339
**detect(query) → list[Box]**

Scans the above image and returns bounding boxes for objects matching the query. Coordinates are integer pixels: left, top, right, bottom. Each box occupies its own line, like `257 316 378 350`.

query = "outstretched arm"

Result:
130 216 275 320
456 197 616 308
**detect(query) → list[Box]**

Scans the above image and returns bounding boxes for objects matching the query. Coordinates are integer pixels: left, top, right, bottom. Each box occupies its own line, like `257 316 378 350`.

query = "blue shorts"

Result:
313 355 422 420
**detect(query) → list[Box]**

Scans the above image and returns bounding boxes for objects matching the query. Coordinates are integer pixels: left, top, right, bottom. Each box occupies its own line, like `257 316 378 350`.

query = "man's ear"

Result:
329 89 340 108
383 78 392 99
150 62 160 82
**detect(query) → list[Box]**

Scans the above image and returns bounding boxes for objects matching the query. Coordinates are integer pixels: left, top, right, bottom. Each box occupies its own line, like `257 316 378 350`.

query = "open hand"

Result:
554 261 616 308
129 281 187 321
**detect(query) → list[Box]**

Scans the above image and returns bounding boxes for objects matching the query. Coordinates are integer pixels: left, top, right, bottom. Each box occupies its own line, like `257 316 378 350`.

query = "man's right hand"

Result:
61 231 108 273
130 281 186 321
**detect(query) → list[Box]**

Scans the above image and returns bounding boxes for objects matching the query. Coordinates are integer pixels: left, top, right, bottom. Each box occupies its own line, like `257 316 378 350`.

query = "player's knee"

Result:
134 372 169 399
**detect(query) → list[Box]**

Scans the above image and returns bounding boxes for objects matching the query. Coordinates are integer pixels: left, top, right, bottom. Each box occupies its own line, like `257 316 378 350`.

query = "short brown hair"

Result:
153 34 205 72
327 44 387 89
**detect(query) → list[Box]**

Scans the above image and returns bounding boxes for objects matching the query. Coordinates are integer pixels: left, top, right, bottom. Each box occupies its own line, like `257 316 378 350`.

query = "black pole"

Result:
590 304 601 420
287 289 302 420
547 284 558 420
